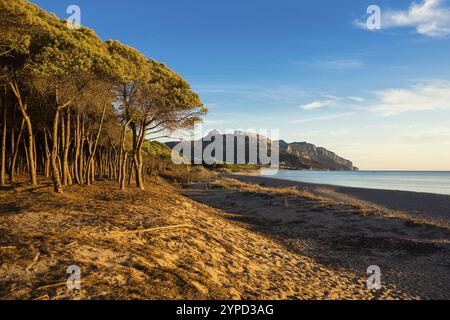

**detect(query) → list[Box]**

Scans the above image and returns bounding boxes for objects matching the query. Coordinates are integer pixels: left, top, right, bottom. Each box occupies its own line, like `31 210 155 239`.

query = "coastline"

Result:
227 172 450 222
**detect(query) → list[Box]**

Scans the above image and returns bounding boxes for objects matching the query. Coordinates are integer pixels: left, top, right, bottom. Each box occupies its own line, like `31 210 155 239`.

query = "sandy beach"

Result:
182 174 450 299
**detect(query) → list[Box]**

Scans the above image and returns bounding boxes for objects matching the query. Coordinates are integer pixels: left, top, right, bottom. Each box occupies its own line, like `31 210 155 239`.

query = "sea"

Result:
260 170 450 195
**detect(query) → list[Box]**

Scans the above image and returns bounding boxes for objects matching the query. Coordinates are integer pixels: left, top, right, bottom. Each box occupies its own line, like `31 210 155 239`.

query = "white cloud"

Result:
356 0 450 37
300 100 335 110
370 82 450 115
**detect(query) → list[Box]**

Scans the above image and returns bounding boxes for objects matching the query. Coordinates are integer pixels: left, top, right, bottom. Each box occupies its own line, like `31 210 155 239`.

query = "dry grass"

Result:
214 178 327 201
161 165 218 184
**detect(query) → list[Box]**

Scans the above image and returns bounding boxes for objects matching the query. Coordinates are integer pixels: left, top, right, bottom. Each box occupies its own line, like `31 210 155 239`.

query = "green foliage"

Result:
1 0 114 78
142 141 172 160
106 40 151 83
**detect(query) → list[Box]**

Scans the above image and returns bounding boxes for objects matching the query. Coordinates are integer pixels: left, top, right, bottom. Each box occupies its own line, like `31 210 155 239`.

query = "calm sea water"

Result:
261 170 450 195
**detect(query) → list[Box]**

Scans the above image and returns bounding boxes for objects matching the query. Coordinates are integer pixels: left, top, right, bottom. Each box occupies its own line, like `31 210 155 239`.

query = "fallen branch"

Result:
26 252 41 273
0 246 16 250
36 280 86 291
36 282 69 291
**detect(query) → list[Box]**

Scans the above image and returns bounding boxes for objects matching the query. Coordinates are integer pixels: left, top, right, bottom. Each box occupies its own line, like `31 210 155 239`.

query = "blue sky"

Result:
31 0 450 170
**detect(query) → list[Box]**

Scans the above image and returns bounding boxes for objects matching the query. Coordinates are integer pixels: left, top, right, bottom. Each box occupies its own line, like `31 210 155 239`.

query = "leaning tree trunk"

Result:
9 82 37 186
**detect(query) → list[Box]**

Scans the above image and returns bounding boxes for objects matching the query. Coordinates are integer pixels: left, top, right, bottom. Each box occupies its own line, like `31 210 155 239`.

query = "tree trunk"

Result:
63 109 72 185
130 121 139 185
10 118 24 183
1 87 7 186
74 111 81 184
118 122 130 190
79 114 85 185
51 108 63 194
23 137 30 177
60 111 66 185
9 104 15 183
120 152 128 190
43 129 51 178
134 120 146 191
84 102 107 185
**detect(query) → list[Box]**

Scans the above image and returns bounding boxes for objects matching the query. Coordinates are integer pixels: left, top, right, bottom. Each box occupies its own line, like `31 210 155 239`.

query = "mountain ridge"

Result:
276 140 357 171
166 131 357 171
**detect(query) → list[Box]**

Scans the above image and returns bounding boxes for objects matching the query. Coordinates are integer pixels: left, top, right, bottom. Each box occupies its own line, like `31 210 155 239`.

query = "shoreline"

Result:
227 172 450 221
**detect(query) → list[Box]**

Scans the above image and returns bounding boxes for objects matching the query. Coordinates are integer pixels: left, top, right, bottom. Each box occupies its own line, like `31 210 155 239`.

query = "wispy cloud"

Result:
299 95 364 111
346 96 365 103
195 85 305 102
302 59 365 70
203 119 226 126
370 82 450 115
289 112 355 124
329 129 352 136
395 127 450 143
355 0 450 37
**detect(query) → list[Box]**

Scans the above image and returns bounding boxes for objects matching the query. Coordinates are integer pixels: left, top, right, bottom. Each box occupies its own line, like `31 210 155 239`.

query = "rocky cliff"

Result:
278 141 356 171
166 131 357 171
